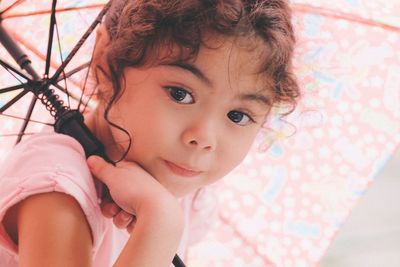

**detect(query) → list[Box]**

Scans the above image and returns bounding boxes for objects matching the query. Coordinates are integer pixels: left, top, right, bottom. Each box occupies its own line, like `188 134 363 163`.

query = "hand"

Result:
87 156 182 223
87 156 184 266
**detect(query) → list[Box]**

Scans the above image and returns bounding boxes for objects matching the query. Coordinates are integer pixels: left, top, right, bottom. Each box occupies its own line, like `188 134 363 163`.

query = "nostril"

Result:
204 145 212 150
186 139 214 151
189 140 198 145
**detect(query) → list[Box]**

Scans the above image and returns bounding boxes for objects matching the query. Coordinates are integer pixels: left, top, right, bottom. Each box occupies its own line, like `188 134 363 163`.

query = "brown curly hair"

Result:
99 0 300 116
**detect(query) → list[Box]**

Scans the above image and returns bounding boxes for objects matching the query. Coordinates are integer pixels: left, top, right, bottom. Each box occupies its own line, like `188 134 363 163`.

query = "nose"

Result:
180 118 217 151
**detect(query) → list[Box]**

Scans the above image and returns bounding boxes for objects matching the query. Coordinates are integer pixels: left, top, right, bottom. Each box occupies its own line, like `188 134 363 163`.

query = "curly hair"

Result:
99 0 300 116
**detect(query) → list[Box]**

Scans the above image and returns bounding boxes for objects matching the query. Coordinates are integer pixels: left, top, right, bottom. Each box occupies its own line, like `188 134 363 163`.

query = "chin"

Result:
166 185 194 198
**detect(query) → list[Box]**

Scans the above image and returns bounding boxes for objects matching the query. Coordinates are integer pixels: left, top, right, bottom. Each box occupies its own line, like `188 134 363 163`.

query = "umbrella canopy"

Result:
0 1 399 267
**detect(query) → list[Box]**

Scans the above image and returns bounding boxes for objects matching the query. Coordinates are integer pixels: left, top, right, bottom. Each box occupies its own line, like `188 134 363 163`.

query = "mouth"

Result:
164 160 203 177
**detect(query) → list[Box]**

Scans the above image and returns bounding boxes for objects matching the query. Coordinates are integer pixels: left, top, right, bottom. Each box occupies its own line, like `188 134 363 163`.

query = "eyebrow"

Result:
163 61 213 86
238 93 272 107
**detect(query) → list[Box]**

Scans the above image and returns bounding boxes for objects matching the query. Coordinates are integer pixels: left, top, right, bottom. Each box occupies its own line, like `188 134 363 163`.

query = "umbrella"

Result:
184 1 400 266
0 0 109 156
1 1 399 267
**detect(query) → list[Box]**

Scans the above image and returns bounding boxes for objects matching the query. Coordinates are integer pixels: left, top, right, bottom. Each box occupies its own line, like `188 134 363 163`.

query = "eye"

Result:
227 110 255 126
165 86 194 104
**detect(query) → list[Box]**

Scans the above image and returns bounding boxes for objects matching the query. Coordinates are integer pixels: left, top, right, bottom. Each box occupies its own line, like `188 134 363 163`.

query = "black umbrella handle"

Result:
54 109 113 163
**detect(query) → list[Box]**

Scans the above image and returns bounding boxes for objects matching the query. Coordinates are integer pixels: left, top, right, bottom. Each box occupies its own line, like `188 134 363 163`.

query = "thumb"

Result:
87 155 113 185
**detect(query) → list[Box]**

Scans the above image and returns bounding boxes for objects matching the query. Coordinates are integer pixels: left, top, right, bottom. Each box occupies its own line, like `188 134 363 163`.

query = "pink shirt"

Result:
0 131 218 266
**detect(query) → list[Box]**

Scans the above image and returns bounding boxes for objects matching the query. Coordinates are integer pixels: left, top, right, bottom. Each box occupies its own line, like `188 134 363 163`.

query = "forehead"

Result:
192 34 273 94
153 33 269 74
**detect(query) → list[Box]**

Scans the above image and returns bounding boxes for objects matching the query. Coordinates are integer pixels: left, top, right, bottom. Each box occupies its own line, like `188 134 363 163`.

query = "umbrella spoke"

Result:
2 4 105 19
15 94 37 143
0 0 26 16
78 46 96 112
54 17 70 108
0 83 26 94
0 89 29 113
44 0 58 77
0 132 35 138
0 58 30 82
56 62 90 82
0 112 53 126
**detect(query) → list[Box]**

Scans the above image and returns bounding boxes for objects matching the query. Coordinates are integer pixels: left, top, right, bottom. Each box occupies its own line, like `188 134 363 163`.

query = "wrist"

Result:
135 192 184 232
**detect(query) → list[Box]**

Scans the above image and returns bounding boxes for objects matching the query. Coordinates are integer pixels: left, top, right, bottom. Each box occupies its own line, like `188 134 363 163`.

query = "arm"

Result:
4 192 93 267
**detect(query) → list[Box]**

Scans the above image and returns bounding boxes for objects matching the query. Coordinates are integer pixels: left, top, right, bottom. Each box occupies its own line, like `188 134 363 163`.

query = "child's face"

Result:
103 36 272 197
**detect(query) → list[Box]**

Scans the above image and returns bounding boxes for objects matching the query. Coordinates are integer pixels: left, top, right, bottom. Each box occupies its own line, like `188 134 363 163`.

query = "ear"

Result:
92 25 113 101
93 25 110 66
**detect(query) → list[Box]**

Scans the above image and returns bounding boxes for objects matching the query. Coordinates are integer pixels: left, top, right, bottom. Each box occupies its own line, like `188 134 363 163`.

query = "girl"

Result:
0 0 300 266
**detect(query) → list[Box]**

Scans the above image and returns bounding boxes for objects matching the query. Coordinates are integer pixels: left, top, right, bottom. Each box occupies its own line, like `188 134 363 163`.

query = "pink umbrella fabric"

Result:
0 1 399 267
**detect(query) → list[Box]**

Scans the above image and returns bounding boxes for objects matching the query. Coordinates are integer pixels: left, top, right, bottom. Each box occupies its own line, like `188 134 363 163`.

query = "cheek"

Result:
111 99 178 151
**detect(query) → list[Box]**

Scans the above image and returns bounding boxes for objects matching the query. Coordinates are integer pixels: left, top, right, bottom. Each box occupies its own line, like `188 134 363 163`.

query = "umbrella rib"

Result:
15 95 38 144
0 0 26 16
56 62 90 82
0 83 27 94
2 5 105 19
0 112 53 126
78 43 97 112
0 132 35 138
44 0 58 78
0 90 29 113
54 17 70 108
292 3 400 32
0 59 30 81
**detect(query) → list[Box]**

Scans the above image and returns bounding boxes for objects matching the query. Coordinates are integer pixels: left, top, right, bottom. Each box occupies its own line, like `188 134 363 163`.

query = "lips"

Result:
164 160 203 177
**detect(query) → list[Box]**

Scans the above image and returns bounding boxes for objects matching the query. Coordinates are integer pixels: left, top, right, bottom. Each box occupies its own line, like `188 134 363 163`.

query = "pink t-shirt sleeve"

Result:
0 132 106 259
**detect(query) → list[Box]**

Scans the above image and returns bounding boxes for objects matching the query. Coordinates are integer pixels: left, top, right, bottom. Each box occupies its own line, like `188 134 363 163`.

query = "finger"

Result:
113 210 134 229
87 156 114 185
101 201 121 218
